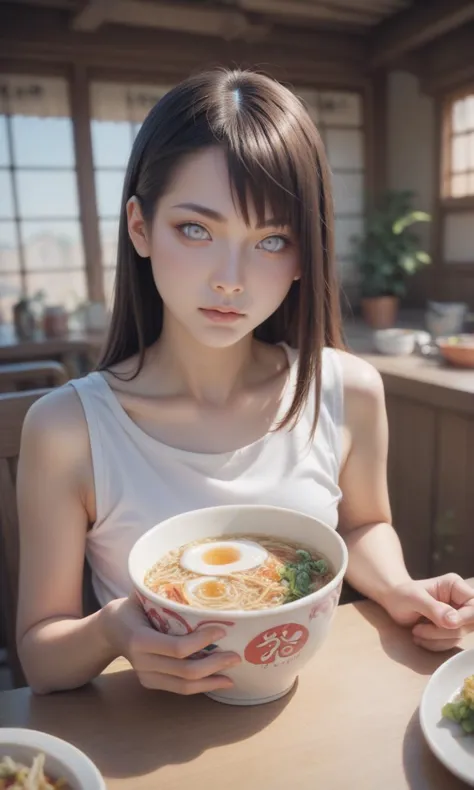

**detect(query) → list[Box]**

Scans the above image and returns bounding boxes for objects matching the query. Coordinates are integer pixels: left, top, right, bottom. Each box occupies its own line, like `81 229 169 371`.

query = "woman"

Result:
16 68 474 696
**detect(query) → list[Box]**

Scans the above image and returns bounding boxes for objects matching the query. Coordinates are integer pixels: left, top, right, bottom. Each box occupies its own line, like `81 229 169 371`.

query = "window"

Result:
295 89 365 288
90 81 173 305
0 75 86 321
441 88 474 266
442 89 474 199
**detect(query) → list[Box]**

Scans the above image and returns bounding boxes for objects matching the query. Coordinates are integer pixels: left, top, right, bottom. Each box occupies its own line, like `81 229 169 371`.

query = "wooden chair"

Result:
0 361 68 393
0 389 49 687
0 389 99 689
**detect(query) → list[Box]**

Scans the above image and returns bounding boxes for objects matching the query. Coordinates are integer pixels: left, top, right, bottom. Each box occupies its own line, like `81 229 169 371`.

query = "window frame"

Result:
0 64 96 307
441 82 474 210
0 63 374 309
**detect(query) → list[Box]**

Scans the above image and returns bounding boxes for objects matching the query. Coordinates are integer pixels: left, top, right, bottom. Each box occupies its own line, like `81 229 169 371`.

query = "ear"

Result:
126 196 151 258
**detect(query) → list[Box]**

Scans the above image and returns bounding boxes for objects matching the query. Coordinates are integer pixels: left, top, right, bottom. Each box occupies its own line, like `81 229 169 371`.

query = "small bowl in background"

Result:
373 328 417 356
0 729 105 790
437 335 474 368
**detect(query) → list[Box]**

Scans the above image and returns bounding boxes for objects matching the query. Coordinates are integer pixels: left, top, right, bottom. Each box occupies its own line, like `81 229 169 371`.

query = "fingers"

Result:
136 625 227 660
139 671 235 695
428 574 474 629
413 636 462 652
408 586 459 629
436 574 474 608
137 650 241 680
412 620 465 652
413 622 465 641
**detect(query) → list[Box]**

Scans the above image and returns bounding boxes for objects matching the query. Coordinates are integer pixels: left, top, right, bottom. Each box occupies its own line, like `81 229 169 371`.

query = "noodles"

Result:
0 752 70 789
144 534 334 611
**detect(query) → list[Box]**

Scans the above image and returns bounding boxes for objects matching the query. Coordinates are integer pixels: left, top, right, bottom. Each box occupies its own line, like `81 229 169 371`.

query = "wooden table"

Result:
0 325 105 378
1 598 472 790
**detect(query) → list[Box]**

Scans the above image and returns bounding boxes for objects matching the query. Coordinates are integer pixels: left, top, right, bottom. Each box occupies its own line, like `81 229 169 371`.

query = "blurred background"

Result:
0 0 473 330
1 0 474 691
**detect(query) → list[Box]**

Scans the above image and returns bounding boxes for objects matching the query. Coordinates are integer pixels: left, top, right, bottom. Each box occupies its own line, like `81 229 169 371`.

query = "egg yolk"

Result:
202 546 241 566
199 580 227 598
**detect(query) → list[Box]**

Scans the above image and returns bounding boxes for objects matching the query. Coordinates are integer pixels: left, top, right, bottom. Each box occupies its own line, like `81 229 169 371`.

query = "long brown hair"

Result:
99 68 344 437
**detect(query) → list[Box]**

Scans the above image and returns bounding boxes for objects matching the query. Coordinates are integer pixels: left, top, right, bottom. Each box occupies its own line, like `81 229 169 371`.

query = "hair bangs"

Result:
219 106 301 233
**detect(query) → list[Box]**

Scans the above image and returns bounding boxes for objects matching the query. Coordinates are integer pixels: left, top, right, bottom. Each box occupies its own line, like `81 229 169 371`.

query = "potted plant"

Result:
352 190 432 329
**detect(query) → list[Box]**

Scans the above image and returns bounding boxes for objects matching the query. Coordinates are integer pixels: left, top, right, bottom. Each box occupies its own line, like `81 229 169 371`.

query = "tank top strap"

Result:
68 372 108 521
320 347 344 468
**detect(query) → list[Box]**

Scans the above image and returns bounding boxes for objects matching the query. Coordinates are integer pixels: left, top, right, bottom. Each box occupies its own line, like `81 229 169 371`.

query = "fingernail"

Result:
212 629 227 641
226 654 241 666
445 611 459 624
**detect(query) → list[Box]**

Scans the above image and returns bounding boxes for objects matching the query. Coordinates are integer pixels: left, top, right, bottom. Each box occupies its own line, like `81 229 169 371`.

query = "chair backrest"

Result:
0 361 68 393
0 389 49 687
0 387 99 689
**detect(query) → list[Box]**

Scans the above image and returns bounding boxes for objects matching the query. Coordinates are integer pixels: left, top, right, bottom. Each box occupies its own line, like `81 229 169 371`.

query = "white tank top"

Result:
69 344 344 607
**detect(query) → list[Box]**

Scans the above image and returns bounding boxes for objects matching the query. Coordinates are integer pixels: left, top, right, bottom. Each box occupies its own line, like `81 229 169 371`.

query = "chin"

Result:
192 326 251 349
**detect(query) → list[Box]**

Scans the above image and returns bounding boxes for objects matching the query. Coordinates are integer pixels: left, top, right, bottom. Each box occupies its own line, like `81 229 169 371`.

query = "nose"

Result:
210 256 244 296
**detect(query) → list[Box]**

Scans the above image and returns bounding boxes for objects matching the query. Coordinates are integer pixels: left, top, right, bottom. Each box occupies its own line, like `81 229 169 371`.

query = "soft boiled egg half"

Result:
183 576 239 607
180 539 268 576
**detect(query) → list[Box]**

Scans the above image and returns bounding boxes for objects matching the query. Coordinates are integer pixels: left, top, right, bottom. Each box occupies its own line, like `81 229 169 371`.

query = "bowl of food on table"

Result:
436 334 474 368
420 649 474 786
129 504 348 706
0 728 105 790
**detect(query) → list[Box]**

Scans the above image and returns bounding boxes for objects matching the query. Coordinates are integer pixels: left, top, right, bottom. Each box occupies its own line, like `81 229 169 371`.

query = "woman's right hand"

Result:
103 595 241 695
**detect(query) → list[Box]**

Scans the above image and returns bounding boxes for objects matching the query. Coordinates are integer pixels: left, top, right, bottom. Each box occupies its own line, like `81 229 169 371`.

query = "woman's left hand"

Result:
383 574 474 651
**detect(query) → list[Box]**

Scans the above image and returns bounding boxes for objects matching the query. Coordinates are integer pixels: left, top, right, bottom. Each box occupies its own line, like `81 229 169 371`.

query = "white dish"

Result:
0 728 105 790
373 328 416 356
420 649 474 786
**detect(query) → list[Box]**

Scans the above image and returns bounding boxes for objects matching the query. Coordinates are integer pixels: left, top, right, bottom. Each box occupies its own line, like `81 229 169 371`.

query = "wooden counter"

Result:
345 317 474 582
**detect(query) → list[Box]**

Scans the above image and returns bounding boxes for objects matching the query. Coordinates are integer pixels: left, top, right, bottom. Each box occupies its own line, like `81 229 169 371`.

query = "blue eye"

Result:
258 235 288 253
179 223 211 241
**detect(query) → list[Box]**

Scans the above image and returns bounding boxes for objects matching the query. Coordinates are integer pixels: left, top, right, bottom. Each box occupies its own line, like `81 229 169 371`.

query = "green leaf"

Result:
295 549 312 563
296 569 311 591
415 251 432 264
310 559 329 575
400 255 417 274
392 211 431 235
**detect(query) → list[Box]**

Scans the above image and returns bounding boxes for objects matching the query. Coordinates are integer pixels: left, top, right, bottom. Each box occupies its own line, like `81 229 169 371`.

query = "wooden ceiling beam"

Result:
370 0 474 67
71 0 270 40
72 0 109 32
241 0 379 25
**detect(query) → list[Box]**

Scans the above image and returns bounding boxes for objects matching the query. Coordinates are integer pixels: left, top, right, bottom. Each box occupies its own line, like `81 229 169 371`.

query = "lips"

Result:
200 307 243 315
199 307 245 323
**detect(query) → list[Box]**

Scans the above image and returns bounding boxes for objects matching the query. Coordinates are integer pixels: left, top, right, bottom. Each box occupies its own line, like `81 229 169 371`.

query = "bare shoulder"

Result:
21 384 91 472
333 348 384 400
332 349 386 432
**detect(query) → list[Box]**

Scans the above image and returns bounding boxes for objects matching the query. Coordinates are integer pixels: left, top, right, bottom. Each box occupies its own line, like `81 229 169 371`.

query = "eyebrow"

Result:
172 203 288 230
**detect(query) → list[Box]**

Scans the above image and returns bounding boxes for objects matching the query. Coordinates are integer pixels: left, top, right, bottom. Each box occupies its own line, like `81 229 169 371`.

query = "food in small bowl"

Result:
373 328 416 356
442 674 474 735
129 504 348 706
0 729 105 790
437 334 474 368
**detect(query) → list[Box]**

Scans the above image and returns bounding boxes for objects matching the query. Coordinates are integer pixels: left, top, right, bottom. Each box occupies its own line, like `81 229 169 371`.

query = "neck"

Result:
152 311 255 406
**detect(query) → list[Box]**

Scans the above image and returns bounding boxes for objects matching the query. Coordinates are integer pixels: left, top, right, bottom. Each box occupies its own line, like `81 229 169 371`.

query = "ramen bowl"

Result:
129 504 348 706
0 728 105 790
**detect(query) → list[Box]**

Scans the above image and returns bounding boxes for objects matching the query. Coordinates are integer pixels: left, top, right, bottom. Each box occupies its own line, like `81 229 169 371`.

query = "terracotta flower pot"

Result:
361 296 399 329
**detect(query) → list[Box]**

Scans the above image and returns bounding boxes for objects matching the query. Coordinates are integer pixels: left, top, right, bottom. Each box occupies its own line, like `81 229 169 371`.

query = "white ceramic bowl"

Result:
373 328 416 356
129 504 348 706
0 729 105 790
